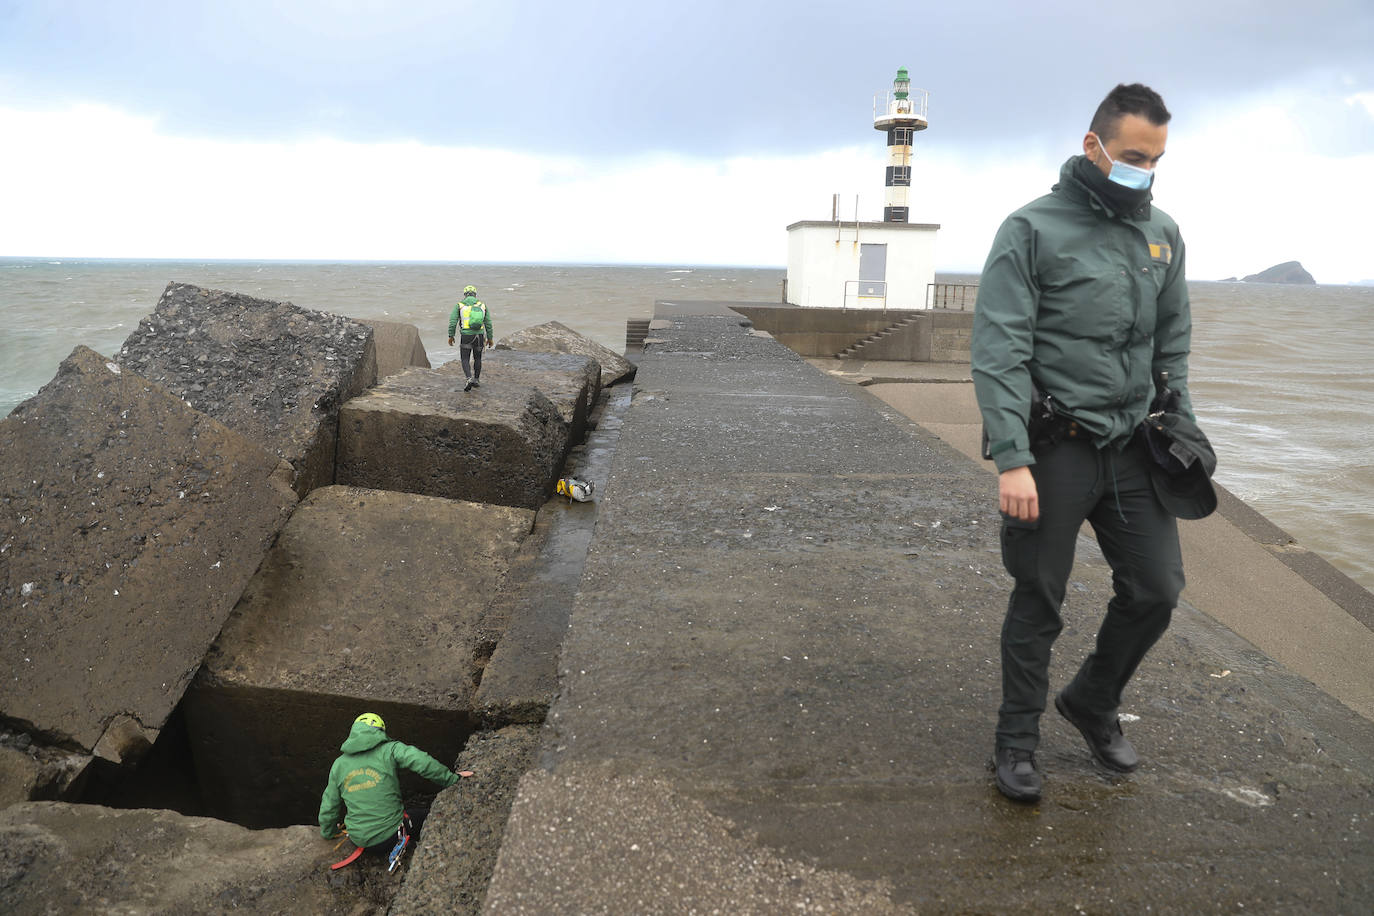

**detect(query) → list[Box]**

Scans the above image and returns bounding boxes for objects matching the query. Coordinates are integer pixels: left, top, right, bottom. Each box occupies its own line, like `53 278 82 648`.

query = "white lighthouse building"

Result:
785 68 939 310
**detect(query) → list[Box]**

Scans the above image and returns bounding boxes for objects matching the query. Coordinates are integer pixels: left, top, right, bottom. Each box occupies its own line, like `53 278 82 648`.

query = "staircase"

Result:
624 318 650 353
835 315 922 359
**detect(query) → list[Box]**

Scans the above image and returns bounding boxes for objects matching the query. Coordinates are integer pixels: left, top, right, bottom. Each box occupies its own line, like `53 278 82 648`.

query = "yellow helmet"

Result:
463 285 477 296
354 712 386 730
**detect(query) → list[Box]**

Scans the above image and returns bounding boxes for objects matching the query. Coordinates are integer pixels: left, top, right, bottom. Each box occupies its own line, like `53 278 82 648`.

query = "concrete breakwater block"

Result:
0 731 90 807
0 346 297 761
389 724 543 916
182 485 534 828
0 802 386 914
437 348 600 443
336 367 567 510
362 317 431 379
117 282 378 497
494 319 637 386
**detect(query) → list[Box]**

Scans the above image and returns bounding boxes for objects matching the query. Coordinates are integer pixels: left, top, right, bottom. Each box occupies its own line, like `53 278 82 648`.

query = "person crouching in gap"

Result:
318 712 470 858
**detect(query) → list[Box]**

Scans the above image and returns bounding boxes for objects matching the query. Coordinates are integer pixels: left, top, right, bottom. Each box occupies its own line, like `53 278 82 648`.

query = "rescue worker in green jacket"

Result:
318 712 466 854
972 84 1194 803
447 285 494 392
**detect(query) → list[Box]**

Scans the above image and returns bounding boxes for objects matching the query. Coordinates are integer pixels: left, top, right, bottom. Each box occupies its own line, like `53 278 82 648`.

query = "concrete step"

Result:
625 318 650 351
836 315 922 359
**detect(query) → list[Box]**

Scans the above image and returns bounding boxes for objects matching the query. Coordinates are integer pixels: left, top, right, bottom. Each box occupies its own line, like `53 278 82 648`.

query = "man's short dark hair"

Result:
1090 83 1171 141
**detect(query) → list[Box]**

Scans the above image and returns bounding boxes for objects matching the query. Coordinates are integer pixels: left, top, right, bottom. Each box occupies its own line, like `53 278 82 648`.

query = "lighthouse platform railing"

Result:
873 88 930 126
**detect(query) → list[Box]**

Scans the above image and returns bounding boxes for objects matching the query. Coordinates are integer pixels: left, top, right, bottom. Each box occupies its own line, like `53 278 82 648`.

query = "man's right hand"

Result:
999 466 1039 522
448 337 454 346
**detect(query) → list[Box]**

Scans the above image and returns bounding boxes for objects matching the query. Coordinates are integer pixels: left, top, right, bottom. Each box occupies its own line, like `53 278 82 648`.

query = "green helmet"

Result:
463 285 477 296
354 712 385 730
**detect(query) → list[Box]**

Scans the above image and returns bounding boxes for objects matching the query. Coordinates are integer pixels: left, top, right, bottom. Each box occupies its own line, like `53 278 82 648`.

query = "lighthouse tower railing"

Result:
873 88 929 127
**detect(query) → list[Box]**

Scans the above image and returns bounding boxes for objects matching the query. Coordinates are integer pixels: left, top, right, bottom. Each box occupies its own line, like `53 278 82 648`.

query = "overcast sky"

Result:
3 0 1373 282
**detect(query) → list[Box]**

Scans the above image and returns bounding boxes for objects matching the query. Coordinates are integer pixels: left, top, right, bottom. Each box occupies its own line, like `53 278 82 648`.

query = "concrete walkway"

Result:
481 311 1374 914
811 356 1374 725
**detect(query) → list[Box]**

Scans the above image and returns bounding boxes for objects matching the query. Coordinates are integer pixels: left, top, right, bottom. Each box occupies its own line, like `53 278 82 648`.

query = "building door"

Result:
857 243 888 304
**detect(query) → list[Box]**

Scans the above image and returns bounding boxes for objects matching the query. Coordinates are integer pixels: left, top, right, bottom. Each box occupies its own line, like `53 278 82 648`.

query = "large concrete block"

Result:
0 729 91 807
495 320 636 386
438 348 600 444
336 367 568 510
182 485 534 828
390 724 543 916
117 282 378 496
0 802 390 914
0 346 297 758
362 317 431 378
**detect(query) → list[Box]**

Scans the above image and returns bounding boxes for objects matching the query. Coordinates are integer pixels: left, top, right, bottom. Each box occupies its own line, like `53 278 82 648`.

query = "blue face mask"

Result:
1096 136 1154 190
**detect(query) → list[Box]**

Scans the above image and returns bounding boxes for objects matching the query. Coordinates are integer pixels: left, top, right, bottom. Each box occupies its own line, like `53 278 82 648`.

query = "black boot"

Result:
993 747 1042 802
1055 690 1139 772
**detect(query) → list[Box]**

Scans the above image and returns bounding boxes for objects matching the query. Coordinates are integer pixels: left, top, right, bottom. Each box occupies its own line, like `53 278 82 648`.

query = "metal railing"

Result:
873 88 930 125
844 279 888 310
926 283 978 310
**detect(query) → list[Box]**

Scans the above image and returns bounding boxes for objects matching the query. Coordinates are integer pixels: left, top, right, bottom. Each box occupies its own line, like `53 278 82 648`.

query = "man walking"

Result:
972 84 1195 803
448 285 494 392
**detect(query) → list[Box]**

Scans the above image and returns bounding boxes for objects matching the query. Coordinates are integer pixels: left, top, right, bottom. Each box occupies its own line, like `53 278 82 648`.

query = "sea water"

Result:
2 258 1371 592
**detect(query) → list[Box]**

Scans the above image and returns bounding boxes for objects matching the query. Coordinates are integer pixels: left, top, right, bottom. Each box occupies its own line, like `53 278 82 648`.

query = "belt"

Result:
1031 414 1085 448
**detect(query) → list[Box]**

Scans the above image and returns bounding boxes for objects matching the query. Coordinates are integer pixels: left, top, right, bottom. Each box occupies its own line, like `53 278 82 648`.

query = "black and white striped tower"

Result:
873 67 928 223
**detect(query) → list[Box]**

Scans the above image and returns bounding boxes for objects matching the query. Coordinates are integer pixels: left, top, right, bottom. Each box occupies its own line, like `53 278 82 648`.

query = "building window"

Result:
888 127 914 146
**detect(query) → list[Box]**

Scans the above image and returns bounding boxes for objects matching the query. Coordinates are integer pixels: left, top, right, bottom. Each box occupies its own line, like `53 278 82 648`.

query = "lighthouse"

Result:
784 67 939 310
873 67 928 223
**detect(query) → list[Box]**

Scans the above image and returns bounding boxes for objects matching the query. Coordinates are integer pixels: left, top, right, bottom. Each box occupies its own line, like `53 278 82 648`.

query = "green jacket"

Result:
972 156 1193 472
317 721 457 848
448 295 493 340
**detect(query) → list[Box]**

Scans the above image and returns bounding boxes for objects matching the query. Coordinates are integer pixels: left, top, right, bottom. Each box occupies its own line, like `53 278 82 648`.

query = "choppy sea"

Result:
2 257 1372 593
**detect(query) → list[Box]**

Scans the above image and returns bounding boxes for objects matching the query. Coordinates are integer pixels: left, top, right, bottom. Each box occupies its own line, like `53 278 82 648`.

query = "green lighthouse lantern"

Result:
893 67 910 101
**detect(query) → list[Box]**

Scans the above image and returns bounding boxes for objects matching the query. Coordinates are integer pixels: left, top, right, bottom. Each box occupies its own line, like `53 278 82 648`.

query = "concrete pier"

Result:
482 304 1374 914
4 295 1373 913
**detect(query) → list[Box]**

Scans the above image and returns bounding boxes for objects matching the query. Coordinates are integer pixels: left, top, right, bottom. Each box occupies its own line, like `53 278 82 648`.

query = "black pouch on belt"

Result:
1026 380 1080 448
981 380 1077 459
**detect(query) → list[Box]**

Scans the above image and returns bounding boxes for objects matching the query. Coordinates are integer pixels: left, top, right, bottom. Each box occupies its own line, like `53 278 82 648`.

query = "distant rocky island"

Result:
1235 261 1316 284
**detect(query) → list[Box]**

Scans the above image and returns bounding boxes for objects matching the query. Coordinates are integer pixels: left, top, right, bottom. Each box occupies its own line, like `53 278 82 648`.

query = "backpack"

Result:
461 302 486 332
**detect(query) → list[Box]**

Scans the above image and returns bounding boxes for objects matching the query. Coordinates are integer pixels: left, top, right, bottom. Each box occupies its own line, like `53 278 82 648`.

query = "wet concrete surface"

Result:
842 360 1374 724
474 386 633 722
483 309 1374 914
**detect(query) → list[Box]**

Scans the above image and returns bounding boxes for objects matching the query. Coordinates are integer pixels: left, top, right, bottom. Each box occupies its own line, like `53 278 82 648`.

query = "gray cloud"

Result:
2 1 1371 157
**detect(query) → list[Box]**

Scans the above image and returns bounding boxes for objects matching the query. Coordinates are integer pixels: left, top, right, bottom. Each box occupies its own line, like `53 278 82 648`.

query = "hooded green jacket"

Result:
318 721 458 848
972 156 1193 473
448 295 493 340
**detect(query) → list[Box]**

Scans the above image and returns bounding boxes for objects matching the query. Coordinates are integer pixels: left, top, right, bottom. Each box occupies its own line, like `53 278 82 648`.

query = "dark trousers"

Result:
459 334 485 380
363 810 419 856
996 431 1184 751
